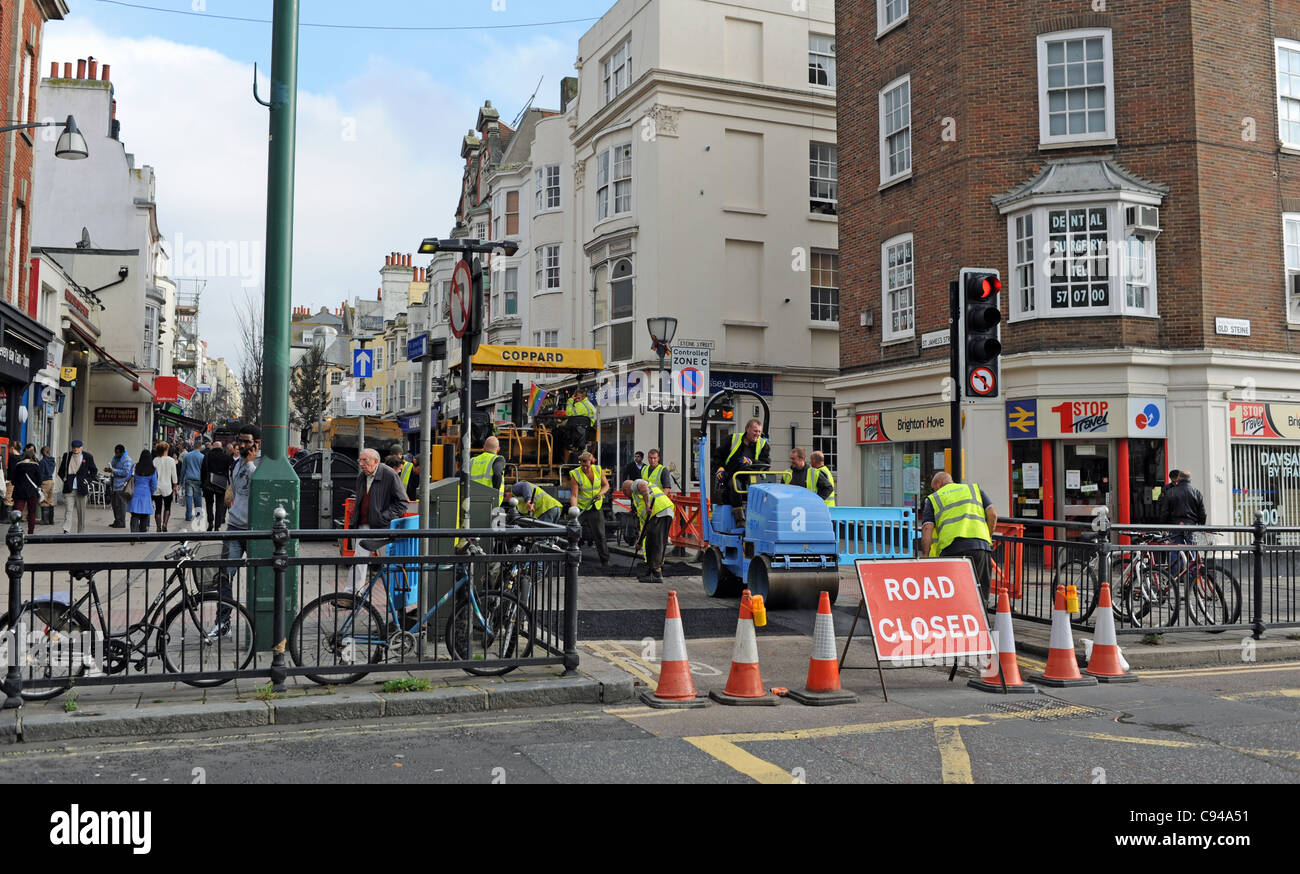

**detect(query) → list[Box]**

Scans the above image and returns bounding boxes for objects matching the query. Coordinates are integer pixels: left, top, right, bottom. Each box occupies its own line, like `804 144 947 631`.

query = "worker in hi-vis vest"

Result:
468 436 506 506
569 451 610 566
808 450 836 506
713 417 770 508
558 386 597 461
512 481 563 523
623 478 675 584
639 448 676 493
919 471 998 603
782 447 834 505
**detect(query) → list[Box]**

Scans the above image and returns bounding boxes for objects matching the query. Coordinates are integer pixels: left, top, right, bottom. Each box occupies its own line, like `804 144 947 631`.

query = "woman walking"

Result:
152 441 179 532
11 447 43 534
129 449 157 533
201 440 233 531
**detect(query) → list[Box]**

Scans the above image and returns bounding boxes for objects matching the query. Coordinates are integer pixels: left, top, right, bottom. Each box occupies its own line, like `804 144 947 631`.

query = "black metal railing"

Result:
991 510 1300 638
1 505 580 707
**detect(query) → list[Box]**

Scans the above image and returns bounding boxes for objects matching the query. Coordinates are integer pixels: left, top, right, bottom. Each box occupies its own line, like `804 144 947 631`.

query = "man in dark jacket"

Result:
57 440 96 534
1160 468 1206 533
38 446 57 524
348 448 412 536
712 418 771 508
201 440 233 531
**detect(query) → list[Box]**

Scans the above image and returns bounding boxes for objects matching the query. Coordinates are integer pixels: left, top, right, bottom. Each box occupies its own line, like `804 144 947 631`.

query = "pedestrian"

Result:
201 439 233 531
216 425 262 636
623 478 674 584
180 439 205 523
640 448 677 493
38 445 56 525
4 441 21 513
127 449 157 533
919 471 999 603
103 444 133 528
1160 466 1206 552
57 440 97 534
808 450 837 506
569 451 610 566
152 441 179 532
348 448 411 533
469 436 506 506
713 417 770 510
621 451 644 486
511 481 563 523
11 448 42 534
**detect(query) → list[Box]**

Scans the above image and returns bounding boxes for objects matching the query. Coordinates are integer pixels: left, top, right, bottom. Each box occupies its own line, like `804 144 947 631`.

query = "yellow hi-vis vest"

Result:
470 452 505 505
640 463 667 488
781 466 811 488
634 484 674 526
812 465 836 507
927 482 991 556
400 461 413 488
566 397 597 423
726 434 767 464
527 485 563 518
569 465 604 511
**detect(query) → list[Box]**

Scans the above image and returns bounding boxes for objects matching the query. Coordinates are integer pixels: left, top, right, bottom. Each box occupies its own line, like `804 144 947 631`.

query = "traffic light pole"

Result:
459 251 473 531
949 279 962 483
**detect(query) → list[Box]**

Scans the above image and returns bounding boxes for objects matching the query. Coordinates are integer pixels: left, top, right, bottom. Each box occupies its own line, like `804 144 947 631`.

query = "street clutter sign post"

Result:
671 343 710 397
449 260 472 339
844 558 994 700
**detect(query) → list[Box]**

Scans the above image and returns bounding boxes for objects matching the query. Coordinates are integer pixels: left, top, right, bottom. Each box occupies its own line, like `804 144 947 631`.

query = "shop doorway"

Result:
1057 440 1113 538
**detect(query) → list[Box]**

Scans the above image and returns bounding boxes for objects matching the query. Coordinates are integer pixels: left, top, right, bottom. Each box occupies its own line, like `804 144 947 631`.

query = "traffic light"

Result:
708 399 735 422
468 256 484 354
959 268 1002 399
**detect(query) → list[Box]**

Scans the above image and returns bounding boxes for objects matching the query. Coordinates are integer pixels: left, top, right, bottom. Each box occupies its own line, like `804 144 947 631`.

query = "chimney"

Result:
102 64 111 82
385 254 390 266
77 59 86 78
111 100 116 119
50 62 58 77
88 58 98 79
63 62 71 78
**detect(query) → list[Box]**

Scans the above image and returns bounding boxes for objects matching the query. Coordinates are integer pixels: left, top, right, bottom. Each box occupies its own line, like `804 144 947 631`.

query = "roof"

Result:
992 158 1169 213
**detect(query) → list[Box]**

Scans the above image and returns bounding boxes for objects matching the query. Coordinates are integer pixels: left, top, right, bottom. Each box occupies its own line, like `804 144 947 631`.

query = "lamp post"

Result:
0 115 88 159
647 316 677 455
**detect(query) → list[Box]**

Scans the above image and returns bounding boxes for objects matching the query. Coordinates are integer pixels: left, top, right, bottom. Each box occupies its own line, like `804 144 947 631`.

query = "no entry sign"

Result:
854 559 993 664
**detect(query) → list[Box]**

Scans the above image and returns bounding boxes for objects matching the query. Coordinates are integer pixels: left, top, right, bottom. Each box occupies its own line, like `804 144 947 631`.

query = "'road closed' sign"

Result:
855 559 994 664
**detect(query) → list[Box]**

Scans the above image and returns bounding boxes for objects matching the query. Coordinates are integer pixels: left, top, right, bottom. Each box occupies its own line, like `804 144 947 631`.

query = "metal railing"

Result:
1 507 580 707
991 509 1300 638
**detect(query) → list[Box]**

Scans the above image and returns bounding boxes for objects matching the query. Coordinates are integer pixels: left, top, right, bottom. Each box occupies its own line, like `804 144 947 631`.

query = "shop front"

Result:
854 403 953 510
0 302 55 459
1004 396 1166 539
1227 402 1300 541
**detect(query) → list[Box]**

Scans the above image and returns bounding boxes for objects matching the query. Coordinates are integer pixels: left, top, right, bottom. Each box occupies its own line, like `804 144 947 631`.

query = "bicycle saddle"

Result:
358 537 391 553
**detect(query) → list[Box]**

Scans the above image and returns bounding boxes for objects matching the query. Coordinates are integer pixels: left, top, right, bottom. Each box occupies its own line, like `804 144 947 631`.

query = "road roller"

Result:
696 389 840 609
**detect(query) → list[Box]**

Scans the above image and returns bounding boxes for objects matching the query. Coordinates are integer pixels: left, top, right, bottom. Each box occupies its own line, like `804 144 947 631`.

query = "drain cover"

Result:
985 695 1110 722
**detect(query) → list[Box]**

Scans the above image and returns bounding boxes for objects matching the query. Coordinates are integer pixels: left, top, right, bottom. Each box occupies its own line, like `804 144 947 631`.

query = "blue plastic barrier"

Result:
829 506 915 565
384 514 422 611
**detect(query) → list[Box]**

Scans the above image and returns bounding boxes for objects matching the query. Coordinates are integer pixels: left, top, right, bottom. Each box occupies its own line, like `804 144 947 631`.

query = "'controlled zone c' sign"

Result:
854 559 994 664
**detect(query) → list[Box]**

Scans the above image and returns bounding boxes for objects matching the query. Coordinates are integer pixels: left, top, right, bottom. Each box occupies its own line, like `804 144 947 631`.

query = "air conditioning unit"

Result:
1124 205 1160 235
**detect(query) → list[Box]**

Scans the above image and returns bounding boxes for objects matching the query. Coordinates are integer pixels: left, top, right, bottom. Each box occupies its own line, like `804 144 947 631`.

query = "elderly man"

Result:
622 478 675 584
919 471 998 603
348 448 412 536
713 417 770 508
57 440 97 534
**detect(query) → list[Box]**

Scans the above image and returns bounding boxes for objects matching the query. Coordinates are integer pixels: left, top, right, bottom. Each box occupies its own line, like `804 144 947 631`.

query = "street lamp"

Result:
0 115 88 159
647 316 677 453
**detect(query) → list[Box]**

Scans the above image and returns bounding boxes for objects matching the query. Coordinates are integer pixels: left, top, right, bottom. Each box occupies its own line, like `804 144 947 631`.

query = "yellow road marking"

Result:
1137 663 1300 679
1220 688 1300 701
584 641 658 690
933 718 986 784
1018 655 1047 672
684 735 795 784
1067 730 1205 749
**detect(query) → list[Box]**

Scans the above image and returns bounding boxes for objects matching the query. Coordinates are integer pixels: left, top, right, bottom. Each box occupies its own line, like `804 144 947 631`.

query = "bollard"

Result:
563 506 581 674
270 507 289 692
1252 511 1265 641
3 512 25 709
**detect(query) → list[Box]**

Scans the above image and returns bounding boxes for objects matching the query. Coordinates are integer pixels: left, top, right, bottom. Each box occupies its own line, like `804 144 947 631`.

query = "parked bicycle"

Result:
288 537 534 685
1163 531 1241 630
1052 532 1180 627
0 541 254 701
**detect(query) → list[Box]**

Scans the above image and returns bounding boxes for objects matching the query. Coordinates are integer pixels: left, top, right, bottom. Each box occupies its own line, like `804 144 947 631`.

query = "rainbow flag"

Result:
528 384 547 417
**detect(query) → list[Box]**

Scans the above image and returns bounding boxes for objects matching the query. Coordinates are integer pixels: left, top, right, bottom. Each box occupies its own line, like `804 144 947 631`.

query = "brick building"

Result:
830 0 1300 534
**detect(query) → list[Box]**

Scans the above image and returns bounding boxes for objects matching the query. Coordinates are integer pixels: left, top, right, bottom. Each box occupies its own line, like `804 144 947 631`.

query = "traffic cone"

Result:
709 589 779 705
788 591 857 705
969 586 1036 694
1085 583 1137 683
641 590 709 708
1027 585 1098 687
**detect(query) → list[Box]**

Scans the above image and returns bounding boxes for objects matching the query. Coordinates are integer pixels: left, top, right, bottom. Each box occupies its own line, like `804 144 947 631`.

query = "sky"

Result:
40 0 615 373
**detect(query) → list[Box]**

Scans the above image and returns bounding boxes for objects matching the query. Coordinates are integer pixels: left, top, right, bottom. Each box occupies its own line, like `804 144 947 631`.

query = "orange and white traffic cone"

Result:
1028 585 1097 687
710 589 779 705
1085 583 1137 683
641 590 710 708
788 590 857 706
969 586 1036 694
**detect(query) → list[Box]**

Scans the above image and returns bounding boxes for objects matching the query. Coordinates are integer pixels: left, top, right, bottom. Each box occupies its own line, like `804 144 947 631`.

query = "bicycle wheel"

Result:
0 604 91 701
161 593 255 685
1052 560 1098 622
1207 566 1242 626
1184 568 1232 629
445 590 532 677
288 593 386 685
1126 566 1179 628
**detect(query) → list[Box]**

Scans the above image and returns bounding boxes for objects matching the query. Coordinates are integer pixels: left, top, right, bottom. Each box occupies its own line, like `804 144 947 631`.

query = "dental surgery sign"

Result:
1004 397 1167 440
855 559 993 664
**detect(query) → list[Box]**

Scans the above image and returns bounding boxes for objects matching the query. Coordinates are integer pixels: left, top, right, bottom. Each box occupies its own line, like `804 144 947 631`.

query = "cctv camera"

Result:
118 266 128 278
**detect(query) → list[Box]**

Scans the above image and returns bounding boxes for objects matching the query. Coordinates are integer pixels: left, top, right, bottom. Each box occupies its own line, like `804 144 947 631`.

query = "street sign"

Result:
352 348 374 378
196 384 212 394
345 390 378 416
670 345 710 397
407 333 428 361
450 260 472 339
675 338 714 349
644 391 681 414
854 558 993 664
968 366 995 397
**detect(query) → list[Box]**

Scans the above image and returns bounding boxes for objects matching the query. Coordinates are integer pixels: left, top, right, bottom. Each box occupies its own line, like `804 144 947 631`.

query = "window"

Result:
597 143 633 220
330 372 342 386
1285 214 1300 322
809 34 835 87
19 52 31 125
810 250 840 322
879 76 911 184
882 234 914 341
535 245 560 292
535 165 560 212
506 191 519 234
810 142 837 215
476 221 487 241
1037 30 1114 146
388 339 397 365
878 0 908 34
1124 235 1148 310
544 330 558 347
143 304 160 369
399 380 407 410
504 267 518 314
1014 214 1036 314
813 399 838 473
1048 206 1110 310
389 384 396 412
609 258 634 361
1277 40 1300 149
374 347 384 372
603 37 632 105
413 378 422 409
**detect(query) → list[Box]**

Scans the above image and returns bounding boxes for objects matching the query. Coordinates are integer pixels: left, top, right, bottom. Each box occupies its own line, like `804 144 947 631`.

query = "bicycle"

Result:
288 537 534 685
0 541 255 701
1053 532 1179 627
1163 531 1241 630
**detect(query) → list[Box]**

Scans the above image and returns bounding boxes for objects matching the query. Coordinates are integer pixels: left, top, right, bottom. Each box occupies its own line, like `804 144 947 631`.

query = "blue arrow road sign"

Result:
353 348 374 378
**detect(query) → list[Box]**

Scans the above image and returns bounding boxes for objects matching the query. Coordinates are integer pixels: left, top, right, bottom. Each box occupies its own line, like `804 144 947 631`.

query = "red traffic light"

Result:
980 276 1001 299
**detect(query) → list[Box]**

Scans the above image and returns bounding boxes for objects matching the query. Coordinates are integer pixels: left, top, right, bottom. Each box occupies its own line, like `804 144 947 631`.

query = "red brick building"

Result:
830 0 1300 533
